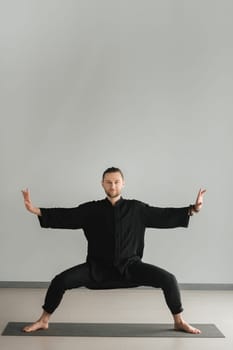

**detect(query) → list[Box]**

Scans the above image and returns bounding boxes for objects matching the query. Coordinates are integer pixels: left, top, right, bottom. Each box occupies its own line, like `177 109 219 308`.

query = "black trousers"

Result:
42 260 183 315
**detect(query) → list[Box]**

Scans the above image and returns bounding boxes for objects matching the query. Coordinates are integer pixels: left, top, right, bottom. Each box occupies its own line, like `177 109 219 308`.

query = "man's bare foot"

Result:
22 311 51 333
23 320 49 333
174 320 201 334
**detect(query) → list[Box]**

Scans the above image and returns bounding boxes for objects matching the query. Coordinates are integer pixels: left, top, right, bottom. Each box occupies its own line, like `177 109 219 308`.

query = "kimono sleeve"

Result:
38 204 87 229
141 203 190 229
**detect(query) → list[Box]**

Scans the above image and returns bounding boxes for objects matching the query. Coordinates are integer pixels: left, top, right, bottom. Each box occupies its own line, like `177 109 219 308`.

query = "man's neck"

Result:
107 195 121 206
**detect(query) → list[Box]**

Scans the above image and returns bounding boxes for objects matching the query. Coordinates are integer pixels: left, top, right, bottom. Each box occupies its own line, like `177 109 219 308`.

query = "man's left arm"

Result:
142 188 207 229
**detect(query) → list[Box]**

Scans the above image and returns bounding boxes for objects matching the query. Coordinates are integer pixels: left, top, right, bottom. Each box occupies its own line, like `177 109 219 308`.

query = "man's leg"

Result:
125 261 201 334
23 263 92 332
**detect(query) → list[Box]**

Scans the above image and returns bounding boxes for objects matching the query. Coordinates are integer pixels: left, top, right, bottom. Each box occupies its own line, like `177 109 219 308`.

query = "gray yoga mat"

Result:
2 322 224 338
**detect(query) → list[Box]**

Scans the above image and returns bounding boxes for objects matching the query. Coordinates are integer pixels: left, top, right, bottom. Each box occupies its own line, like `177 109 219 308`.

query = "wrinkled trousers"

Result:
42 260 183 315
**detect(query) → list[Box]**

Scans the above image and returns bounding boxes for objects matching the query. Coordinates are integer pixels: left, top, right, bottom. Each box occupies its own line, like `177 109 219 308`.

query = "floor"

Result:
0 287 233 350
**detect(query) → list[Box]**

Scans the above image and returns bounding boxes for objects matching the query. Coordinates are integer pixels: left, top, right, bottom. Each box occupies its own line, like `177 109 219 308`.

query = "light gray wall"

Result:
1 0 232 283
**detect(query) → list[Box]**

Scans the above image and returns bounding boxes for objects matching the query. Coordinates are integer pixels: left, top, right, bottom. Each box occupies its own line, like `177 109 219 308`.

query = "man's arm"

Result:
22 188 41 216
141 188 207 228
21 188 86 229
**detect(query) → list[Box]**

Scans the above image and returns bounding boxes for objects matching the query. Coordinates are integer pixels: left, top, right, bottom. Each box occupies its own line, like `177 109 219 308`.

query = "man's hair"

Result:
102 167 124 181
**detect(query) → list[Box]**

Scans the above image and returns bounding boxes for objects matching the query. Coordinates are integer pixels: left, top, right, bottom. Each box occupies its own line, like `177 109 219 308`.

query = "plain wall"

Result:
1 0 232 283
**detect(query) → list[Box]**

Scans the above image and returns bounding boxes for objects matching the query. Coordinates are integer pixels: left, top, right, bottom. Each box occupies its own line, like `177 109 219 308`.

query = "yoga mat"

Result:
2 322 224 338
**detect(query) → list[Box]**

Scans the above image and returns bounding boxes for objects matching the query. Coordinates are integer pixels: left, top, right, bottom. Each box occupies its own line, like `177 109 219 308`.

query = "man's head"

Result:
102 167 125 199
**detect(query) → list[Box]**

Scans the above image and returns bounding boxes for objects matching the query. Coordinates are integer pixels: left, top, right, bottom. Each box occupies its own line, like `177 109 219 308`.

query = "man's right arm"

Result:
21 188 86 229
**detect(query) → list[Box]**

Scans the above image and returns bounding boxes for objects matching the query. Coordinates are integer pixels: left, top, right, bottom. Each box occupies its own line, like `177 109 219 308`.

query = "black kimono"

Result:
38 197 190 315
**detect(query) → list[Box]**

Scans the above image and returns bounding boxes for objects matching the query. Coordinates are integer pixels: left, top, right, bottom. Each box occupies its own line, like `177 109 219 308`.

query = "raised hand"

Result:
21 188 41 216
194 188 207 212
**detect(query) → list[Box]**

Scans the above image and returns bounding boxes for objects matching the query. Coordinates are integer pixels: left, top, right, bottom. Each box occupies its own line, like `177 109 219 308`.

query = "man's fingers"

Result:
22 188 31 203
192 188 206 213
199 189 207 195
197 189 207 200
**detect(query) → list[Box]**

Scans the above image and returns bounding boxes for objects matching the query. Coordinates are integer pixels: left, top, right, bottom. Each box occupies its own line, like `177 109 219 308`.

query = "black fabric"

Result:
37 197 190 315
42 261 183 315
126 261 183 315
42 263 138 313
39 198 190 277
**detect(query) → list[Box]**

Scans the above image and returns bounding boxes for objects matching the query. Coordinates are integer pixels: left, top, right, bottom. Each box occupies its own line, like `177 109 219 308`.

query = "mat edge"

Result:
0 282 233 290
2 322 225 338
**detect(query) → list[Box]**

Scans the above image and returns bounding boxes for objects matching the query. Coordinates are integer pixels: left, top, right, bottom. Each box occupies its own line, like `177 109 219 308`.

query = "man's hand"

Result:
194 188 207 212
21 188 41 216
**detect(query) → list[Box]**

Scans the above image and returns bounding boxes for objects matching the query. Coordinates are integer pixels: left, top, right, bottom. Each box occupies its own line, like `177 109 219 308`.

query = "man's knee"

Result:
50 272 70 291
162 272 178 288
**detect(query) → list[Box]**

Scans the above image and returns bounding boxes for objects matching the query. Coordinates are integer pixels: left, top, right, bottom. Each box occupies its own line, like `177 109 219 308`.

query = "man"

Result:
21 167 206 334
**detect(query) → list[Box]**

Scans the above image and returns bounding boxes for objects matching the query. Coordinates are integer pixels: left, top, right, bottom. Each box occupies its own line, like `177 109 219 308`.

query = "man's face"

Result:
102 172 125 198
